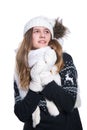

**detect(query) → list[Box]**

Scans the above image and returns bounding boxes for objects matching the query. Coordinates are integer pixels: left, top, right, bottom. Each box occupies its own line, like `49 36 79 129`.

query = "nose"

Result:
40 31 45 38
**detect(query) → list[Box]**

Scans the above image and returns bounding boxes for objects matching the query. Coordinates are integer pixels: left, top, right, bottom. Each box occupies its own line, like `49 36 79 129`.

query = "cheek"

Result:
47 35 51 41
32 36 37 43
32 38 39 48
32 34 39 42
47 37 51 44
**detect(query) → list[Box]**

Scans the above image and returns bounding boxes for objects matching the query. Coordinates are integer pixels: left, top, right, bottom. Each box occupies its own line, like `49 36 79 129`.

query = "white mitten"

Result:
40 71 54 86
32 106 40 128
53 74 61 86
30 60 46 75
44 48 57 66
46 99 59 116
29 80 43 92
29 64 43 92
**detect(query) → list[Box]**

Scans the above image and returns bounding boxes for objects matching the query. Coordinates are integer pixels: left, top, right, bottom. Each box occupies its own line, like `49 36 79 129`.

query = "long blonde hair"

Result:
49 39 64 73
16 18 69 89
16 29 33 89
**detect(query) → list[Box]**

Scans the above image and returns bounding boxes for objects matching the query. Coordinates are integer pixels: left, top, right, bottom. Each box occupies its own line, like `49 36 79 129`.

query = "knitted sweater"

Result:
14 52 83 130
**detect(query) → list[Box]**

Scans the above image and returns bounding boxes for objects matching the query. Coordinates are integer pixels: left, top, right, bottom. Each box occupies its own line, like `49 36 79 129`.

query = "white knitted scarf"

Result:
28 46 52 68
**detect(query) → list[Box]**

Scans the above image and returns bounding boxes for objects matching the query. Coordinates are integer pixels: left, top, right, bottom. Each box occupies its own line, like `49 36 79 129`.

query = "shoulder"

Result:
60 52 77 78
63 52 73 62
60 52 77 75
62 52 74 67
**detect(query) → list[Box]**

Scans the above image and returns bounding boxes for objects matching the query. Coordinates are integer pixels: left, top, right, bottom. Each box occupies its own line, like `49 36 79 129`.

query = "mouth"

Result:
38 40 46 44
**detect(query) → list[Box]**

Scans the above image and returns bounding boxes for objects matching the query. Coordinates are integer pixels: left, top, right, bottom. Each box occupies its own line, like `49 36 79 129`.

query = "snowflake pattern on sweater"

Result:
59 52 78 99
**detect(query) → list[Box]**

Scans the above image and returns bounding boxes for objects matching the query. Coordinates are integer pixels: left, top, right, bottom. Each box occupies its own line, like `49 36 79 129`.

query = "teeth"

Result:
39 41 45 43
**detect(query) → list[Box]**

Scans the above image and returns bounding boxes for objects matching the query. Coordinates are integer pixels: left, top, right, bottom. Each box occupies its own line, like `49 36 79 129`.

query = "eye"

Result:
33 29 39 33
44 29 50 34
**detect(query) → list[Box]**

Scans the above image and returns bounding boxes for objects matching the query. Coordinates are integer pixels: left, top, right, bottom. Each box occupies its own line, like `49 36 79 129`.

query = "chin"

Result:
40 44 47 48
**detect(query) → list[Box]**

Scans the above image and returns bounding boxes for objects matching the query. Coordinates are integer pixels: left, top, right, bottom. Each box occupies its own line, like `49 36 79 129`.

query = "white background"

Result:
0 0 87 129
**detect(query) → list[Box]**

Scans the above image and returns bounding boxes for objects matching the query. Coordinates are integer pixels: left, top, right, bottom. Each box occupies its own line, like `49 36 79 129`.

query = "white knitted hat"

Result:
23 16 55 38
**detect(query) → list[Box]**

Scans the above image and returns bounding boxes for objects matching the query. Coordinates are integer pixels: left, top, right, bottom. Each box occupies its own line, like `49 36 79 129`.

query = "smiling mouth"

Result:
38 40 46 44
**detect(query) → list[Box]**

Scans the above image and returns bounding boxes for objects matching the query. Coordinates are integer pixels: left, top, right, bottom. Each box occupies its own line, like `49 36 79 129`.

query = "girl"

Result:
14 16 83 130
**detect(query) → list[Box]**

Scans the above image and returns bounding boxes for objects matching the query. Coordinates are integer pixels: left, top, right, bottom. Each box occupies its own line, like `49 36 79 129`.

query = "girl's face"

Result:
32 26 51 49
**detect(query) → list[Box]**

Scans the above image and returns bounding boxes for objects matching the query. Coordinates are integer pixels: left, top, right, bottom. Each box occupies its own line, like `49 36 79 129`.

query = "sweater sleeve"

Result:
14 81 41 122
41 53 78 113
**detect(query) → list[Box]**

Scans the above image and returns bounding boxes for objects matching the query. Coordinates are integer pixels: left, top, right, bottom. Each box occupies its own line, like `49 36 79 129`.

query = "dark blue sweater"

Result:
14 53 83 130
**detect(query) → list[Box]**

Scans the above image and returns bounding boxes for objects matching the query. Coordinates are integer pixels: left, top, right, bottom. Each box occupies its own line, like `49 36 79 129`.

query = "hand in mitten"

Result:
53 74 61 86
31 60 46 75
44 48 57 67
30 58 51 91
29 80 42 92
40 71 54 86
29 64 43 92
